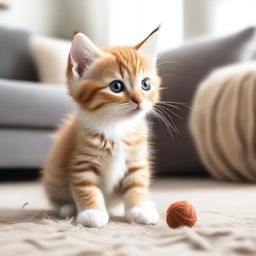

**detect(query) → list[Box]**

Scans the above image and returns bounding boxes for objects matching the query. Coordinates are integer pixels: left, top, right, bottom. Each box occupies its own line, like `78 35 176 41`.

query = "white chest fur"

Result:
101 141 127 195
77 108 141 194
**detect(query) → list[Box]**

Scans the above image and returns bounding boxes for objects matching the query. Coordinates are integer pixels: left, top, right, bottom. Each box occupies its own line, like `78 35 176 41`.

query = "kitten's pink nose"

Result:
131 95 143 105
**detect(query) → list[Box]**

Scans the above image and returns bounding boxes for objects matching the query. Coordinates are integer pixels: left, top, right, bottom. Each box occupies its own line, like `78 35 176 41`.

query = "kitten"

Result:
42 27 161 228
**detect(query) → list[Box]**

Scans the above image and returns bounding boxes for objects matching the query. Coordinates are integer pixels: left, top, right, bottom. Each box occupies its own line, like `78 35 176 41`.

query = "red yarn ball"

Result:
166 201 197 228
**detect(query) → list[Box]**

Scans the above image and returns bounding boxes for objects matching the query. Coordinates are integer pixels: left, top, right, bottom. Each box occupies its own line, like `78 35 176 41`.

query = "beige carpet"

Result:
0 178 256 256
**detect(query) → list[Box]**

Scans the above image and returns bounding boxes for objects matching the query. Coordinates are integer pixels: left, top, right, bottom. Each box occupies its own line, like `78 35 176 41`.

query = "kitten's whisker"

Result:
154 107 179 135
153 107 179 136
158 101 190 108
154 108 178 137
119 104 138 118
165 108 184 121
104 104 132 119
158 101 188 105
154 107 181 135
151 110 174 140
156 102 182 112
156 105 184 120
157 102 191 111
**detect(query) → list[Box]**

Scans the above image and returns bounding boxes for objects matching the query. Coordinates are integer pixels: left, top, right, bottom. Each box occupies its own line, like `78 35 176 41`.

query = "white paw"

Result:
59 204 76 218
126 206 159 225
77 209 109 228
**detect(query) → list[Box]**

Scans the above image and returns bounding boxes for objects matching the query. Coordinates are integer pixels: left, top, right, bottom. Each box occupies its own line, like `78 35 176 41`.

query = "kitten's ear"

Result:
69 32 102 80
136 25 160 61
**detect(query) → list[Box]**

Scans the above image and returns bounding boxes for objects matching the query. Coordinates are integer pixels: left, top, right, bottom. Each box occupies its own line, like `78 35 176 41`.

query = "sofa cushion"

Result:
0 129 53 168
0 27 38 81
30 35 70 85
0 79 75 129
154 27 256 176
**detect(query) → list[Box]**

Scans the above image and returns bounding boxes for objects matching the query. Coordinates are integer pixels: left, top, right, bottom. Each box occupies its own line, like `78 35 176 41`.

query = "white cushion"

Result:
30 35 71 85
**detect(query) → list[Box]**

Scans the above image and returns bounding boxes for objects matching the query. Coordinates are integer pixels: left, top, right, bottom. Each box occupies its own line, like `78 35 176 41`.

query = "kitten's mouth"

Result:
127 107 143 116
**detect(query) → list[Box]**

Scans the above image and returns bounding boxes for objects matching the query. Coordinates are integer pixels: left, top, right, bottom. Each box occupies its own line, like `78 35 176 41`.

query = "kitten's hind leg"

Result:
59 204 77 218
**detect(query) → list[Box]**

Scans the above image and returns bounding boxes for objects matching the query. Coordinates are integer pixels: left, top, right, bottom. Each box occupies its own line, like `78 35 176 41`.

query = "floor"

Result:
0 178 256 256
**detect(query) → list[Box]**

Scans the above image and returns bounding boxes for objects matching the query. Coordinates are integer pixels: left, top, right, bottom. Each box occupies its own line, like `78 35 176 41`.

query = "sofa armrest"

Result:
0 79 75 129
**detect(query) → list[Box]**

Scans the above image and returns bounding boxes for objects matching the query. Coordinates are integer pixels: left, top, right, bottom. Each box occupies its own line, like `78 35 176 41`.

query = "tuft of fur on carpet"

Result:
0 179 256 256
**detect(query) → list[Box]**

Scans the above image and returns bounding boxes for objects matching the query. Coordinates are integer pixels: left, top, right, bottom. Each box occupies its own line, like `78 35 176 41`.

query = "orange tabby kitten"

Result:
42 27 161 228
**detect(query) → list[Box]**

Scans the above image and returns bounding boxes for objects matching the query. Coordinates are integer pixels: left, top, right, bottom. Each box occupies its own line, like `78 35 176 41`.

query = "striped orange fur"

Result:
42 27 161 227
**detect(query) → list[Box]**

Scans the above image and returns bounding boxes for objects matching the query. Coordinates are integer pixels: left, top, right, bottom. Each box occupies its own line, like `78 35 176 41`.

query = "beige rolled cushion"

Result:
30 35 71 85
190 61 256 182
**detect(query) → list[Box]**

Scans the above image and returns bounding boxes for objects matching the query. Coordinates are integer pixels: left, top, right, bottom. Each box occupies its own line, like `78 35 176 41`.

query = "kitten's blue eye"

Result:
109 80 124 93
141 78 151 91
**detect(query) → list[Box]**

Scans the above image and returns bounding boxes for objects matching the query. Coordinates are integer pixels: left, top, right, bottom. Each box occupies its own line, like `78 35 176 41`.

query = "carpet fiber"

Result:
0 178 256 256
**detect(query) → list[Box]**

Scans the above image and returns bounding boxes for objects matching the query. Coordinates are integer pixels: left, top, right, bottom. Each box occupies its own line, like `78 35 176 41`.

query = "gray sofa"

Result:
0 79 74 168
0 27 256 177
0 27 74 171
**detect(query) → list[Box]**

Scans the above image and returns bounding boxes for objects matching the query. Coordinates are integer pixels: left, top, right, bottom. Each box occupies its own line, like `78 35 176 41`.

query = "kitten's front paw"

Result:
77 209 109 228
125 206 159 225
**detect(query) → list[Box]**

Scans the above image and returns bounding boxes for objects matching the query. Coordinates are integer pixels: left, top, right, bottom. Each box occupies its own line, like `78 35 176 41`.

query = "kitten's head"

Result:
67 27 161 124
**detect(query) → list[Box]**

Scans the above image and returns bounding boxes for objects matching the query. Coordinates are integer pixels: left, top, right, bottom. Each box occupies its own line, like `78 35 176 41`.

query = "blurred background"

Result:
1 0 256 181
1 0 256 49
